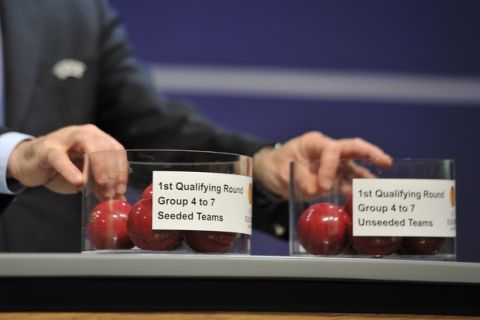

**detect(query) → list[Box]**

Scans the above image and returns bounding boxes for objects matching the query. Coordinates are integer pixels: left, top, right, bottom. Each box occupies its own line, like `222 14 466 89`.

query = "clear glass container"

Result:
82 149 253 254
290 158 456 260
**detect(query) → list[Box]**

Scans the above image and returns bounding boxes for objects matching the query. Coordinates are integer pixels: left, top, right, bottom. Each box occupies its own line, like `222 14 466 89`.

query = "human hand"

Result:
253 131 392 200
7 124 128 198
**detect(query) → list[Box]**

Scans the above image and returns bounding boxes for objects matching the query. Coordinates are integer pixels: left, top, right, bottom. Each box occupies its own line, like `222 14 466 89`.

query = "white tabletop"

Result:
0 253 479 284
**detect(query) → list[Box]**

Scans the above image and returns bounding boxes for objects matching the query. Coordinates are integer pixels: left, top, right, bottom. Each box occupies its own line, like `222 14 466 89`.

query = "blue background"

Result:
111 0 480 261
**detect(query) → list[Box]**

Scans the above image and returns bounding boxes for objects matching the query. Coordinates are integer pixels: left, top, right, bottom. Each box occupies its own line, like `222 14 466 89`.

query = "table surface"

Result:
1 253 479 315
0 253 479 284
0 312 478 320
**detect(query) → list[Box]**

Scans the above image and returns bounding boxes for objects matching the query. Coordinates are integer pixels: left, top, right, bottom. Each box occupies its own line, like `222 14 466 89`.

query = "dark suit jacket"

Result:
0 0 288 251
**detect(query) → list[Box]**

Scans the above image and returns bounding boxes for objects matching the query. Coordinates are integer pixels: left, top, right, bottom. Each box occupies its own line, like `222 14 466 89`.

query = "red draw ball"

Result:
185 230 237 253
343 195 353 216
297 202 352 255
401 237 446 255
128 198 182 251
351 236 402 256
342 195 402 256
141 183 153 199
87 199 133 250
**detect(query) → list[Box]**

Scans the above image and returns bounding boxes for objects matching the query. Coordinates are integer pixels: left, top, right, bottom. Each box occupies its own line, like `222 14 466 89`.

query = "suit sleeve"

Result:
94 1 268 156
0 127 14 212
91 1 289 239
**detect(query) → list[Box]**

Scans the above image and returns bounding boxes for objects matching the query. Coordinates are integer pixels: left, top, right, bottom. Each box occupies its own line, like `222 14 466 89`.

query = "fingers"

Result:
336 160 377 198
317 144 341 191
297 132 342 192
67 125 128 199
292 160 322 200
337 137 392 167
300 131 392 164
43 148 83 187
338 160 377 180
254 131 392 201
115 148 129 195
292 131 392 199
9 124 128 196
290 132 334 192
87 148 128 200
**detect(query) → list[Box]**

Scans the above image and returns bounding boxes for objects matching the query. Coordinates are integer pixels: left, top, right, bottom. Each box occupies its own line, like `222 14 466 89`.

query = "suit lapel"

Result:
1 0 45 129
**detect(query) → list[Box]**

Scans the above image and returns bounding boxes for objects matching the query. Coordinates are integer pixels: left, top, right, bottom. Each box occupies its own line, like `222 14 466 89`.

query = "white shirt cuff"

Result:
0 132 34 194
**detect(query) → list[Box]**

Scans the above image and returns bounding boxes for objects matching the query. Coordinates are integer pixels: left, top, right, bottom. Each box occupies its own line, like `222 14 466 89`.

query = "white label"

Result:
352 179 456 237
152 171 252 235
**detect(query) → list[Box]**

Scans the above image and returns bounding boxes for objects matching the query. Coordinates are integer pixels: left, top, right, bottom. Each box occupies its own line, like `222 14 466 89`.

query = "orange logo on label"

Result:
449 186 455 208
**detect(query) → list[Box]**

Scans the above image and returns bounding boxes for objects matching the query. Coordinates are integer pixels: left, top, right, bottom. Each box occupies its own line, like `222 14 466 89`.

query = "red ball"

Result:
401 237 446 255
128 198 182 251
343 195 353 216
141 183 153 199
87 199 133 250
297 202 352 255
351 236 402 256
185 231 237 253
